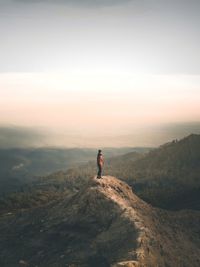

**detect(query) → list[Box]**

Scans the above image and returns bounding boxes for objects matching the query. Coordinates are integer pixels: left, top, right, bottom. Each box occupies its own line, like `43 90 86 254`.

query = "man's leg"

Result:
97 165 100 178
97 165 102 178
99 165 102 178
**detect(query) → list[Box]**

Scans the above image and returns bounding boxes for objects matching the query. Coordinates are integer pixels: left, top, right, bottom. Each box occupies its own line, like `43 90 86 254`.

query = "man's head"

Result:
98 149 102 153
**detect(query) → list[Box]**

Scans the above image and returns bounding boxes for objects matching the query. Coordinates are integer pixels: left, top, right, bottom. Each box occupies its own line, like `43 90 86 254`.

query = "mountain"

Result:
2 134 199 212
109 134 200 210
126 134 200 185
72 134 200 210
0 147 149 195
0 176 199 267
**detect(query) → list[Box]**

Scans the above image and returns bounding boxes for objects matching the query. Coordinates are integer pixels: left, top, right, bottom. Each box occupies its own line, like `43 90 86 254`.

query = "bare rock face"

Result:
0 176 200 267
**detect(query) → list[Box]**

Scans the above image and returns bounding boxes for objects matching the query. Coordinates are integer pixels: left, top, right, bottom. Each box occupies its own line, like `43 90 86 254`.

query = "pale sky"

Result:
0 0 200 147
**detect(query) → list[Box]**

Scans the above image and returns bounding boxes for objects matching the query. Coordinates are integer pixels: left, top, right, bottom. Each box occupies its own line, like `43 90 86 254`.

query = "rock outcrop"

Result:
0 176 200 267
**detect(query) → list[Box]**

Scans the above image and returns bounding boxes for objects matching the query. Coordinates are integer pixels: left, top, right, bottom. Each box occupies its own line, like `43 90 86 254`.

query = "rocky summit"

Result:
0 176 200 267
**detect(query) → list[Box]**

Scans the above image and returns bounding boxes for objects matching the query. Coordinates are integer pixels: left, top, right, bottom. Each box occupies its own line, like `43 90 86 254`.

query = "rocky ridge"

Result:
0 176 200 267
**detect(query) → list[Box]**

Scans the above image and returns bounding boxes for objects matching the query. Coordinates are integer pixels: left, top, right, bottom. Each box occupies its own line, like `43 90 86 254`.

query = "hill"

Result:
1 134 199 212
0 176 199 267
109 134 200 210
63 134 200 210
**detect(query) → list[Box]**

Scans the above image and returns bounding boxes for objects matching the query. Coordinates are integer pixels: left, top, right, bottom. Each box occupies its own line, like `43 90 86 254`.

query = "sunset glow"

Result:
0 0 200 147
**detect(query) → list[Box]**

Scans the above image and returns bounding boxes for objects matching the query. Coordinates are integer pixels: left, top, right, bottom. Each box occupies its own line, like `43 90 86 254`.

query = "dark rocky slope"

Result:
0 176 200 267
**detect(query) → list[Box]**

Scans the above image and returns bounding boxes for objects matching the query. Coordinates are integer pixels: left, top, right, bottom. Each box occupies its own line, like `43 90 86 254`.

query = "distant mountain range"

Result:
0 134 200 212
0 147 150 195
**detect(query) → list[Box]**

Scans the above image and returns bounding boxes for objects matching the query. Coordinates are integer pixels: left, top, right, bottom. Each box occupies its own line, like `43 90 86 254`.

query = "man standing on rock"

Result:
97 149 104 179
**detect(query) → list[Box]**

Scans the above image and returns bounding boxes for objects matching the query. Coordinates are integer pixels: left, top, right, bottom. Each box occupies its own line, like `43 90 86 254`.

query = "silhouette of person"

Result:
97 149 104 179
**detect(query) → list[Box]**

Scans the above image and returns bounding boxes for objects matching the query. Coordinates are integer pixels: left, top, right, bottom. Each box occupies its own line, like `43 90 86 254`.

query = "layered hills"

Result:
1 134 199 213
48 134 200 210
0 147 145 195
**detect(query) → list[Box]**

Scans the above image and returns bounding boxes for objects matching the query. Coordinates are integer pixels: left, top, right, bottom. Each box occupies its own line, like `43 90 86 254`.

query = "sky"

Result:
0 0 200 147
